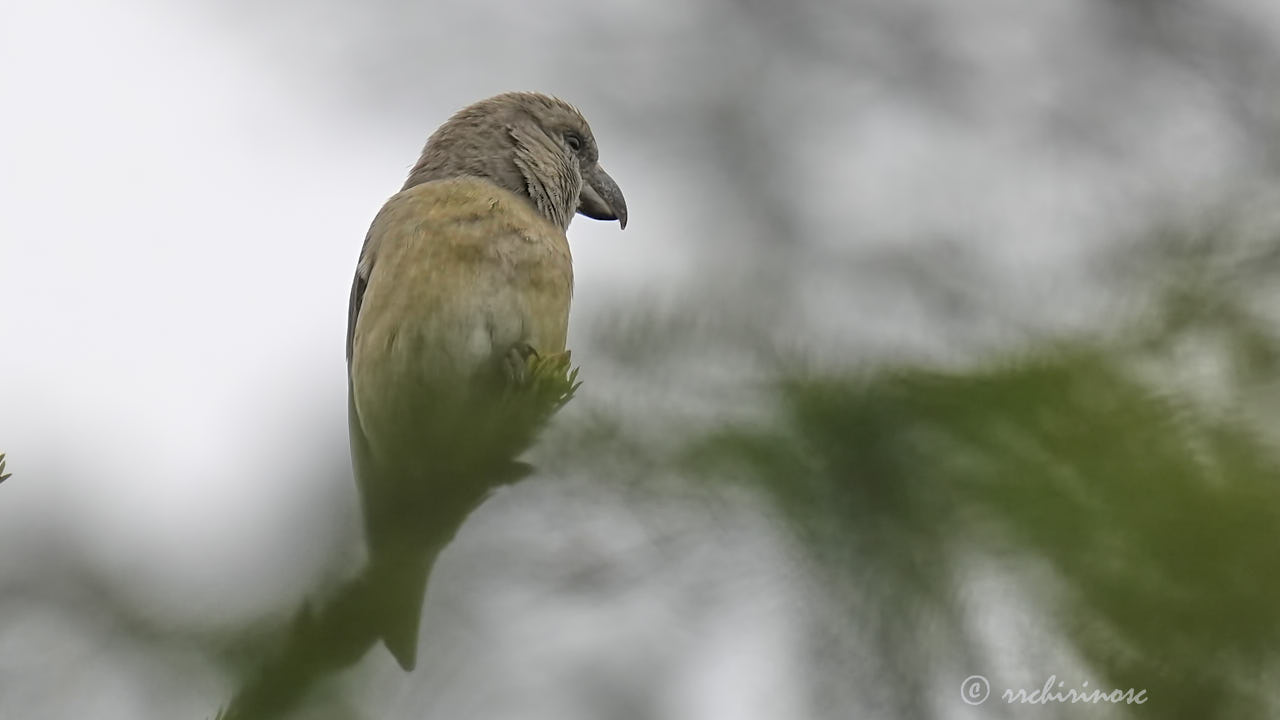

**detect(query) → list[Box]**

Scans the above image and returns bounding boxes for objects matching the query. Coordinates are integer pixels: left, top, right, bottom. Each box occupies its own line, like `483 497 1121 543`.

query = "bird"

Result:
345 92 627 671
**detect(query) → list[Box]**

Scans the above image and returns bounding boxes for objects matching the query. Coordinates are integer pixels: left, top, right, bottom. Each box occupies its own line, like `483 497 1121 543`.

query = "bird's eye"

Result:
564 133 583 153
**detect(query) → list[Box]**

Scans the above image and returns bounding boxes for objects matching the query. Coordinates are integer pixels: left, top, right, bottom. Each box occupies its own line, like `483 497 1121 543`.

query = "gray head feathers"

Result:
403 92 626 231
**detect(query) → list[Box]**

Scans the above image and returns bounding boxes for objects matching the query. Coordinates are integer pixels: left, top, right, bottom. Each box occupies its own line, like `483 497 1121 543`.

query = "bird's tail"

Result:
363 543 432 671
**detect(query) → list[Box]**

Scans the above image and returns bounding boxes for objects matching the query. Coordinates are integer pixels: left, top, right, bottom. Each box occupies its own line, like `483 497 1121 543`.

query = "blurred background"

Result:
3 0 1280 718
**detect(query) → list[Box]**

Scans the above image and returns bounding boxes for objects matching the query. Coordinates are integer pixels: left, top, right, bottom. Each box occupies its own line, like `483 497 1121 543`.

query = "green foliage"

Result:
449 349 582 478
0 453 10 484
504 349 581 433
688 339 1280 715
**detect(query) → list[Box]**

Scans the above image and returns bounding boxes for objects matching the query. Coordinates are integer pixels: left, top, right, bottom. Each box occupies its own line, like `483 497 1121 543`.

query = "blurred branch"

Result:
216 355 581 719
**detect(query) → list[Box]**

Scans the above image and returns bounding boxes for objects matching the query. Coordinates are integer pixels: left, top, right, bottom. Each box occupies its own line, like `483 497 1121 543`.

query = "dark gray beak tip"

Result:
578 164 627 230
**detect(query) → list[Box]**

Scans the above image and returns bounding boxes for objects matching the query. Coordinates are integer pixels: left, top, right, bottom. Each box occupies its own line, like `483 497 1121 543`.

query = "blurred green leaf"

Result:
689 327 1280 718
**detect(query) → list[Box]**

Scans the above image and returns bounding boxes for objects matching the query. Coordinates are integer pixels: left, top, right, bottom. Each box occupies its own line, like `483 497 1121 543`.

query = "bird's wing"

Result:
346 206 389 544
346 212 377 517
346 268 367 364
346 211 381 538
346 218 383 364
346 204 430 671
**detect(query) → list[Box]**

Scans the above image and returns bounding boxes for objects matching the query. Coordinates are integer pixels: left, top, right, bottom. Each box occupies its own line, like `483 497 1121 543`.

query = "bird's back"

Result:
350 177 573 470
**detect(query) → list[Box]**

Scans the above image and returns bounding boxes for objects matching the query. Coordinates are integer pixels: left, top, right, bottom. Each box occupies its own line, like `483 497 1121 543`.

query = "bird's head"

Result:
405 92 627 232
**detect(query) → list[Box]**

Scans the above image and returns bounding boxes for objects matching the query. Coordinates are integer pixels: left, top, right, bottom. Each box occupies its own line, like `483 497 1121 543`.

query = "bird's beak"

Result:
578 165 627 229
